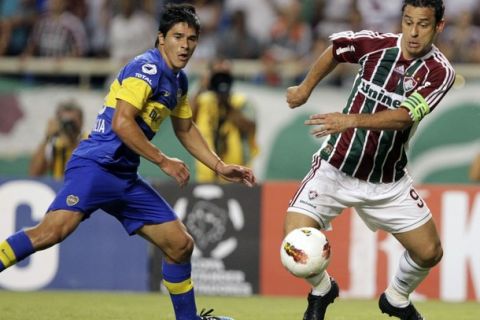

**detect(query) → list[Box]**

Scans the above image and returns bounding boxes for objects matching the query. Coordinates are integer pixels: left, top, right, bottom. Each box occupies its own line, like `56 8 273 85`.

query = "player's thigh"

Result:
287 158 347 233
356 177 431 233
112 177 178 235
393 218 442 267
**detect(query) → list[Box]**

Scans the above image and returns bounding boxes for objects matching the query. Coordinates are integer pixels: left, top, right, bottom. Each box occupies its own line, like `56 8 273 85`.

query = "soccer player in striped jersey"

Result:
283 1 454 319
0 4 254 320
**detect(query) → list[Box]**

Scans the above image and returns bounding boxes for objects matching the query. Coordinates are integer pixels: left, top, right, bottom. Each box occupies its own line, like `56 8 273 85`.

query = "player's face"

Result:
401 5 444 60
158 22 198 71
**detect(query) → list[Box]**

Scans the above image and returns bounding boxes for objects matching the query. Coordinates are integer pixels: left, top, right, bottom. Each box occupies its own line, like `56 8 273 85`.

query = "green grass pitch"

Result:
0 290 479 319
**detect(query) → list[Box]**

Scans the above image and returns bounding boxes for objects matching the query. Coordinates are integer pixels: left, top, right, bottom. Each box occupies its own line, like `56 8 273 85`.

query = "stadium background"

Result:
1 0 480 308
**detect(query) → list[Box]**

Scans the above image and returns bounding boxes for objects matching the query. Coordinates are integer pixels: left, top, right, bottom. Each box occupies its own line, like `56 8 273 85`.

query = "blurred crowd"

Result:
1 0 480 86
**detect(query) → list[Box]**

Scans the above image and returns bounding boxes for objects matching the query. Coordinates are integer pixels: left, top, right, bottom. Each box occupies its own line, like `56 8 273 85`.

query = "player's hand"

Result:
217 163 256 187
286 85 310 109
158 156 190 188
305 112 353 138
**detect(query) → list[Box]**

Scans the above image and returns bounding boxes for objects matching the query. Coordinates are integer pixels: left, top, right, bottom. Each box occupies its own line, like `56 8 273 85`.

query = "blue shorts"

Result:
48 157 177 235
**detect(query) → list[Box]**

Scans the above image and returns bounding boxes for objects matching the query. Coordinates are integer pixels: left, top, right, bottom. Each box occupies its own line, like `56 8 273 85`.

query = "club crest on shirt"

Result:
66 195 79 206
141 63 157 75
403 77 417 92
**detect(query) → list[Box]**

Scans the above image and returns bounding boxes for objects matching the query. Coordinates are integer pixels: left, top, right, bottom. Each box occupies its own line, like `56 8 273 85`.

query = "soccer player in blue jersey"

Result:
283 0 454 319
0 4 254 320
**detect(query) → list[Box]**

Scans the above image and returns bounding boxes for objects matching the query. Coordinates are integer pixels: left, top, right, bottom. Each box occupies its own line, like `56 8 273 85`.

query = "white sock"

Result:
306 270 331 296
386 251 429 308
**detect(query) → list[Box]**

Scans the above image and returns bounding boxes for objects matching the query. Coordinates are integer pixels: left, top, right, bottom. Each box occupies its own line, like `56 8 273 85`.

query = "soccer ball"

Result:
280 227 331 278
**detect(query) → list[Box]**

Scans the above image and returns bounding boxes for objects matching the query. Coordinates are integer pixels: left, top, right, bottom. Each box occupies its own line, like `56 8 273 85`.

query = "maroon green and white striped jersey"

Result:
318 30 455 183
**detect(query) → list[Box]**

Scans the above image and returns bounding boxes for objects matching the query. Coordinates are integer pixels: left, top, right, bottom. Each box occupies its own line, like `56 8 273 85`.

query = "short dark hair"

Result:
154 3 201 47
402 0 445 24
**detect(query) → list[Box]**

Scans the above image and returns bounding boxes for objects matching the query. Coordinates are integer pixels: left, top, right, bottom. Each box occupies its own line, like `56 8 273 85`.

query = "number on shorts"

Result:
409 189 424 208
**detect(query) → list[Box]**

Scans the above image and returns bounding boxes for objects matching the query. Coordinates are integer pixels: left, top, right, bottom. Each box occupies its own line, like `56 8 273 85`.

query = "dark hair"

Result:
209 72 233 95
402 0 445 23
57 101 83 122
154 3 201 47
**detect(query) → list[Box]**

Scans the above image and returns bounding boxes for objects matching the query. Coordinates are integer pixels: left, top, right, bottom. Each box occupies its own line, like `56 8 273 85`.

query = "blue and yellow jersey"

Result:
73 48 192 171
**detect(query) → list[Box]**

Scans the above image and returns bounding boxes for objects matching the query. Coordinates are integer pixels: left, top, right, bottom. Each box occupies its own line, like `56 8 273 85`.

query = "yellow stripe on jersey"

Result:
116 78 153 110
162 278 194 295
140 100 172 132
104 76 192 131
0 241 16 267
171 94 193 119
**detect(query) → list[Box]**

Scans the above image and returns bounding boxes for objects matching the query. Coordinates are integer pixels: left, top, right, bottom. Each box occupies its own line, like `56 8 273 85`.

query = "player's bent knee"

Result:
416 243 443 268
168 235 194 263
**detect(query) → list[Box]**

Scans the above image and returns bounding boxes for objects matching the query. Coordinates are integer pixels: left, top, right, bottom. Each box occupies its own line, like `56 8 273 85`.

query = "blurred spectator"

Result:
188 0 223 62
312 0 362 86
470 153 480 182
314 0 359 40
259 0 313 85
216 9 262 59
23 0 88 57
29 101 87 180
355 0 402 33
437 10 480 63
224 0 287 45
67 0 88 20
109 0 157 63
193 57 259 183
444 0 478 22
0 0 37 56
84 0 111 57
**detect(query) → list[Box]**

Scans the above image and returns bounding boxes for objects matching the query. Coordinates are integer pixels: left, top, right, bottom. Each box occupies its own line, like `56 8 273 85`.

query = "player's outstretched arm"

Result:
113 99 190 187
305 108 413 138
286 45 338 109
172 116 256 187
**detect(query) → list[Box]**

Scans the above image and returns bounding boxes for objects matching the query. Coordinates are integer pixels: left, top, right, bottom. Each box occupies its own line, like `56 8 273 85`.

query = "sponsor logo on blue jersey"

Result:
141 63 157 75
135 73 153 85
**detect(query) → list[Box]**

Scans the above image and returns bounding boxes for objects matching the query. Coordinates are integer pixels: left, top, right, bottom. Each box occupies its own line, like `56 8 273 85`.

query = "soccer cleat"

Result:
303 277 340 320
198 308 234 320
378 293 424 320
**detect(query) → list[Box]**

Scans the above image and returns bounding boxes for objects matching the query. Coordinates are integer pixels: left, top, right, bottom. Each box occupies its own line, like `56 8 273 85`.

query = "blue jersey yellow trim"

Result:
73 49 192 171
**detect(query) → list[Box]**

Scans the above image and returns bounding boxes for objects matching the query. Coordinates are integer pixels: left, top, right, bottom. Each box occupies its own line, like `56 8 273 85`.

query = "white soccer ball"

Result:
280 227 331 278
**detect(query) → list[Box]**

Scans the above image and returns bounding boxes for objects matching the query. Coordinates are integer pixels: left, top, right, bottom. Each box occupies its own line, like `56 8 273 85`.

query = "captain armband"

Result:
400 92 430 122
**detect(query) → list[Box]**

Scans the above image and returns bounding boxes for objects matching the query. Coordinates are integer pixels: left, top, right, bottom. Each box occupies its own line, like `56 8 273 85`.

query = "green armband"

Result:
401 92 430 122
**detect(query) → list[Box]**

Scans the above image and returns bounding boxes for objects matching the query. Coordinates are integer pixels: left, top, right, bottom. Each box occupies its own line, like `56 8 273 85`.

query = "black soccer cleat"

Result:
303 277 340 320
379 293 424 320
198 308 234 320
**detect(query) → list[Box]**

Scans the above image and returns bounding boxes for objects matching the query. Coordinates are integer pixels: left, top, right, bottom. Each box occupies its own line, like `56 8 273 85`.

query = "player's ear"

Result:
157 32 165 46
435 19 445 33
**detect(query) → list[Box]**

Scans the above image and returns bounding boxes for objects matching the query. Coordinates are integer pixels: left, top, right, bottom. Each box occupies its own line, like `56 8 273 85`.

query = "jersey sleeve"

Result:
116 60 160 110
330 30 394 64
171 94 193 118
413 62 456 112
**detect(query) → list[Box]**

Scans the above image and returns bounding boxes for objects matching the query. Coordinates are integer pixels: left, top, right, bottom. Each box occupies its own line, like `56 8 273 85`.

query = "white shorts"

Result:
288 158 432 233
